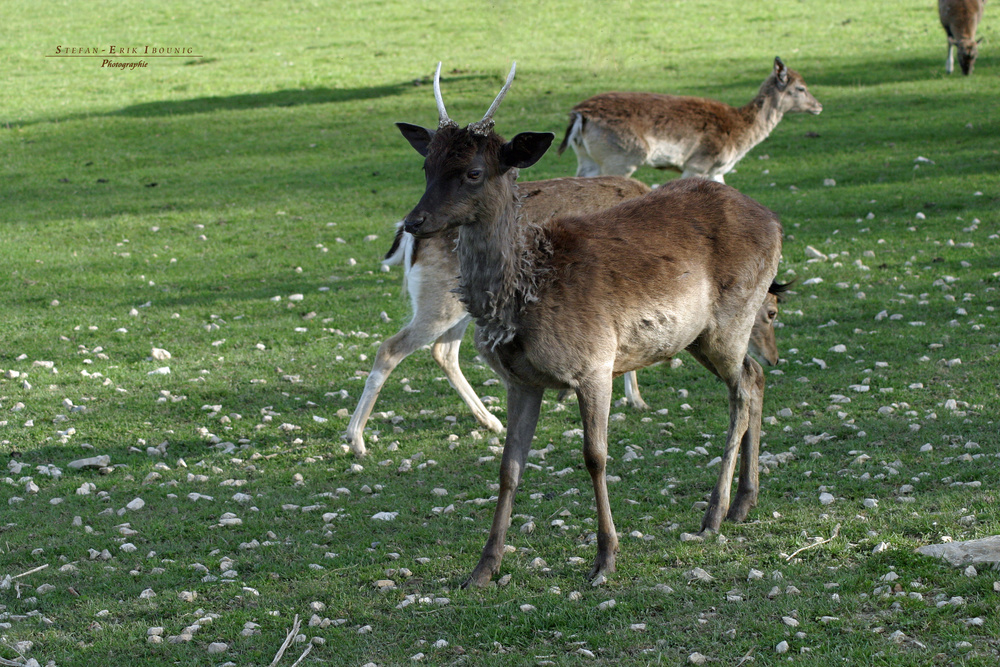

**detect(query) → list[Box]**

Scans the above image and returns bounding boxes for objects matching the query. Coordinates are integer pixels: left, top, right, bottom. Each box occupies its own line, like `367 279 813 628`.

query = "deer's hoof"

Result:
461 568 494 589
483 414 504 434
726 493 757 523
588 554 616 585
346 437 367 458
626 398 651 411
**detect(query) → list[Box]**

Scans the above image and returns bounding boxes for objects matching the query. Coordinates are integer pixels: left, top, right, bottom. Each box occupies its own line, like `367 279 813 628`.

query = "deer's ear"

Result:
500 132 554 171
396 122 435 156
773 56 789 90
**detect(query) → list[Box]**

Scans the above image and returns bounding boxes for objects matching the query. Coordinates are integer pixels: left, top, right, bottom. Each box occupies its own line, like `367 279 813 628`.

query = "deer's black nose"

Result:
403 211 427 235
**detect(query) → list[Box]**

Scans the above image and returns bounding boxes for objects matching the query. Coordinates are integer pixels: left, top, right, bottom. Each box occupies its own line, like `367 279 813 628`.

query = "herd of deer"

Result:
344 0 986 589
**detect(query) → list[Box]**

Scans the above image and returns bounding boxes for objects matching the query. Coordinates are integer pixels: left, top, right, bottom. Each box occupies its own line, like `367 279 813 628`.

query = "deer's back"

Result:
498 179 781 382
520 176 651 222
572 92 748 141
939 0 984 34
545 179 780 293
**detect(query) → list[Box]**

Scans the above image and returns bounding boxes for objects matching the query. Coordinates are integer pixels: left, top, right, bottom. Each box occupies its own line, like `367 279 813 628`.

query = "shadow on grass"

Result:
108 83 411 118
644 54 969 99
2 72 493 127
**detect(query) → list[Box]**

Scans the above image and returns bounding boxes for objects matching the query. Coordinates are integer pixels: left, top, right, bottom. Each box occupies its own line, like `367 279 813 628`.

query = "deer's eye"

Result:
795 86 806 93
466 169 483 182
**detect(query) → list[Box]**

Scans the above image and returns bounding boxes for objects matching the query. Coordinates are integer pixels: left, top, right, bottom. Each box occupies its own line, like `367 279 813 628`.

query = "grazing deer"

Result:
557 57 822 183
399 63 782 587
939 0 985 75
346 175 650 456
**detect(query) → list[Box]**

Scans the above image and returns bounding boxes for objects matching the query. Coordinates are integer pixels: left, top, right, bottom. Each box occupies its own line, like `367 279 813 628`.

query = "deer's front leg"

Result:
347 325 436 456
576 371 618 583
463 383 544 589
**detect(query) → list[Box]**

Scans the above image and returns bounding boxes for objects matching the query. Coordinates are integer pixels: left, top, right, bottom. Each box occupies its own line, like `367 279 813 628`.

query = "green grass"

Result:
2 0 999 665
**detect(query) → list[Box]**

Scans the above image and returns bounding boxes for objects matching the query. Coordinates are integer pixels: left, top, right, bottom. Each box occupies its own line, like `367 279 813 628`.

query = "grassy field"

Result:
2 0 999 665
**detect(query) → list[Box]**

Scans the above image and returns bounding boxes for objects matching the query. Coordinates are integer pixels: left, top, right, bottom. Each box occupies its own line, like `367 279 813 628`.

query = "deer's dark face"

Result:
398 122 553 238
957 39 979 75
748 293 780 366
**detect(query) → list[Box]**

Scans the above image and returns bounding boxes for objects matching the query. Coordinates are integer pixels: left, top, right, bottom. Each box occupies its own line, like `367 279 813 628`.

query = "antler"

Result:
469 62 516 136
434 62 458 129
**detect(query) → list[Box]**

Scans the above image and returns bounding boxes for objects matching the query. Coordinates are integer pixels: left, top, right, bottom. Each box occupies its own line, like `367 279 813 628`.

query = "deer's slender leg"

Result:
463 383 544 589
946 43 955 74
346 321 449 456
431 319 504 434
576 369 619 581
728 356 764 522
574 153 602 178
621 370 650 410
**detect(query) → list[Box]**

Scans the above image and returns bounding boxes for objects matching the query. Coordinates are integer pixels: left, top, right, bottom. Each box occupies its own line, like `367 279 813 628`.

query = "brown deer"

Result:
557 57 822 183
348 178 790 452
398 63 782 587
939 0 985 75
346 175 650 456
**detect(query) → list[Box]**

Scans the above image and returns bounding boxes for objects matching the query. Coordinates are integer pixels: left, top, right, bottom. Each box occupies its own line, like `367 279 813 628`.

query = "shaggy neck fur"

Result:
455 174 552 350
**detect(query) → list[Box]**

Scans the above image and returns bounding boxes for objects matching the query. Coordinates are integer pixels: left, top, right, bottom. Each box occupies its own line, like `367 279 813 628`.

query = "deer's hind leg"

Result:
727 355 764 522
576 369 619 582
622 370 650 410
686 344 761 533
432 319 504 434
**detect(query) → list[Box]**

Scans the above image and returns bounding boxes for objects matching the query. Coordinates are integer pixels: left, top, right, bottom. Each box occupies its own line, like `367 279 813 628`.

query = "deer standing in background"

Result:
939 0 985 75
399 63 782 587
558 57 822 183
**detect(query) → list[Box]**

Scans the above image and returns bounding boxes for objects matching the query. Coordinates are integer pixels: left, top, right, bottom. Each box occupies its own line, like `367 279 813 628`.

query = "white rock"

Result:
207 642 228 654
151 348 172 361
68 455 111 470
686 567 714 583
372 511 399 521
819 492 835 505
776 640 789 654
126 497 145 511
805 245 828 260
148 367 171 376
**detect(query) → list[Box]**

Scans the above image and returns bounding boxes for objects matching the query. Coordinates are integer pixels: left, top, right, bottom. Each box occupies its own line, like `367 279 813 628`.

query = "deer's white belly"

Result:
644 135 698 169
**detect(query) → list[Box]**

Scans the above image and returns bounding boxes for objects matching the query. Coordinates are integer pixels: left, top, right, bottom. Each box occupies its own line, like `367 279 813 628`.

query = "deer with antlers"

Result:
557 57 822 183
346 175 649 456
398 63 782 587
347 176 789 453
